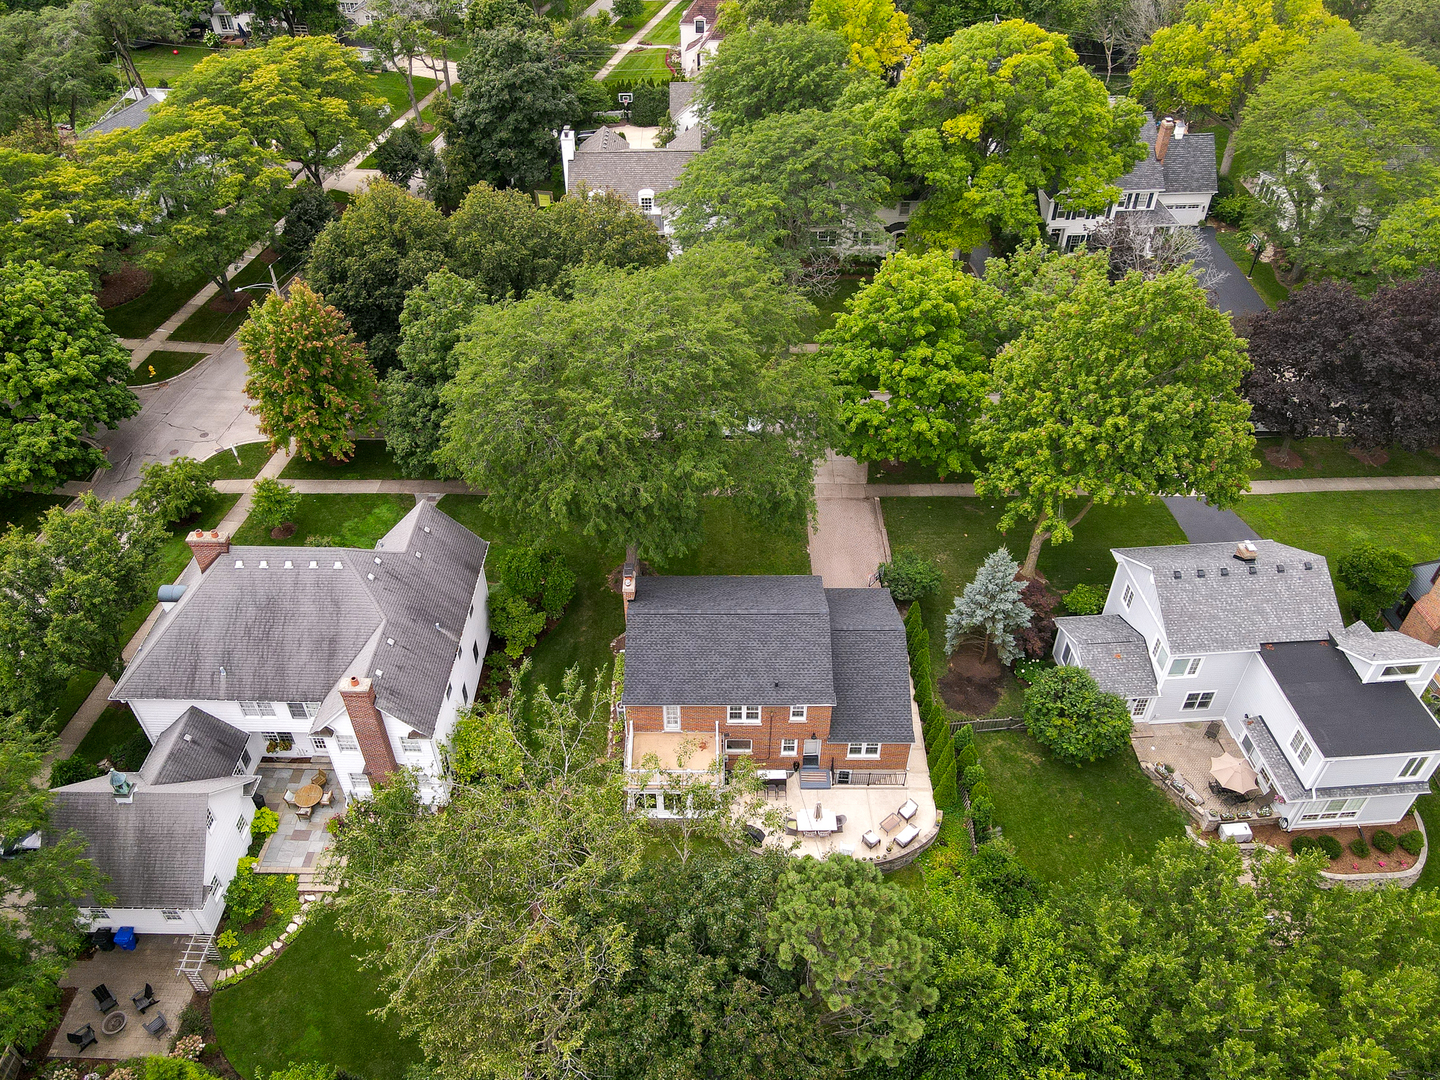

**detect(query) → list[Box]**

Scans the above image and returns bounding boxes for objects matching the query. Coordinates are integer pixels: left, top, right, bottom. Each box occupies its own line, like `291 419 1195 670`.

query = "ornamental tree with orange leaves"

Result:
239 279 382 462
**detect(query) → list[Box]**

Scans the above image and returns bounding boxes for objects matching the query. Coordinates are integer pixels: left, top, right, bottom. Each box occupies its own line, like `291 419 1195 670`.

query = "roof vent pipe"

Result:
157 583 186 611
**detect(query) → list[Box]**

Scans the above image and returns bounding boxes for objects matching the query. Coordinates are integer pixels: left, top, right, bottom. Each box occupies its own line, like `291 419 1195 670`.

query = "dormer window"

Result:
1381 664 1422 678
694 16 706 33
638 188 655 213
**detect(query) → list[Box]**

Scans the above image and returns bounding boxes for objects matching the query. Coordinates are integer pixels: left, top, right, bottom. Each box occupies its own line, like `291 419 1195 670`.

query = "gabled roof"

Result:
1115 114 1218 195
139 706 250 785
1331 622 1440 664
113 503 488 736
1054 614 1157 697
49 775 244 908
1113 541 1341 654
826 589 914 743
1259 639 1440 758
569 125 698 202
669 80 698 120
84 90 167 137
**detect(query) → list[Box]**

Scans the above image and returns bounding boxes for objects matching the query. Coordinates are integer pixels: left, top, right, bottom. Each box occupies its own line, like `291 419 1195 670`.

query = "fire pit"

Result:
102 1010 128 1035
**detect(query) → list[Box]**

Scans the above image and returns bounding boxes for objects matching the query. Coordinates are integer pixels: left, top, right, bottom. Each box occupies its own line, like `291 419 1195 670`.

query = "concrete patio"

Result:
1131 720 1277 827
254 762 345 877
52 934 212 1059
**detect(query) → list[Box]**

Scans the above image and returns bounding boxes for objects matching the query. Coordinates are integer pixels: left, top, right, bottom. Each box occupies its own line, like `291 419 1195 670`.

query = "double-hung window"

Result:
162 909 184 922
1290 730 1314 766
789 704 807 722
287 702 318 720
349 773 373 798
1181 691 1215 711
781 738 798 755
399 738 424 756
241 701 276 718
1128 697 1149 717
337 733 360 753
1308 797 1366 820
663 705 681 731
1400 756 1429 779
727 705 761 725
847 742 881 759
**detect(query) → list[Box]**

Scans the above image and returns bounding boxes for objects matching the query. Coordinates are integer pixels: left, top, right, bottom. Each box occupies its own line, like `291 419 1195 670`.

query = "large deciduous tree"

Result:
0 261 138 494
162 36 387 187
0 148 127 278
975 262 1253 577
332 667 644 1080
1234 27 1440 283
0 5 115 134
664 108 888 279
1369 197 1440 283
0 716 112 1050
0 494 164 719
1360 0 1440 65
1129 0 1339 177
84 0 178 95
305 180 450 373
1242 272 1440 452
439 243 834 560
696 21 855 136
86 104 292 298
246 0 345 38
809 0 915 77
442 26 580 192
366 0 440 126
239 279 382 461
871 20 1146 251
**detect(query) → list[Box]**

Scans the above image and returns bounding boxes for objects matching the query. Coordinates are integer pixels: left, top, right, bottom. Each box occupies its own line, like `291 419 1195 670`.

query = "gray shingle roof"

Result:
1244 713 1432 800
1115 115 1218 195
1113 541 1342 654
1331 622 1440 664
84 91 166 137
825 589 914 743
140 707 250 785
113 503 488 737
569 125 697 202
1055 614 1157 696
49 778 239 908
1407 560 1439 601
669 81 697 120
1260 638 1440 758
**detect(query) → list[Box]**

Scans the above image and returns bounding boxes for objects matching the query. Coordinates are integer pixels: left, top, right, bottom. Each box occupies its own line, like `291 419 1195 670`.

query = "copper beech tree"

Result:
239 279 382 462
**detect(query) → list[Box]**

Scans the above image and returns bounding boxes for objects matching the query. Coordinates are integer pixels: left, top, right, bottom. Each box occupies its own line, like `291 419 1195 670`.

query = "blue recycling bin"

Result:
114 926 137 951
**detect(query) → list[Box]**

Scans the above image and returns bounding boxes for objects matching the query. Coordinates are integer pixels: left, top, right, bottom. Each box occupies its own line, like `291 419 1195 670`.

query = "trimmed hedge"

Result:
933 766 959 809
958 743 979 771
1398 830 1425 857
1348 836 1369 858
928 735 955 777
1372 829 1398 854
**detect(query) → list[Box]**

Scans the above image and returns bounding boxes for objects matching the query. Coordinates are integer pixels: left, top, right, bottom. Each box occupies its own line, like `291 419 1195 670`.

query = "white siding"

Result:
1230 655 1326 788
1157 192 1214 226
1284 792 1420 830
1151 650 1252 723
1316 751 1439 789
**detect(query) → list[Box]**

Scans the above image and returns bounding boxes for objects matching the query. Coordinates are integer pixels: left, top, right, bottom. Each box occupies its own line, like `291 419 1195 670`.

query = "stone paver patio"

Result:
254 762 345 875
1131 720 1277 826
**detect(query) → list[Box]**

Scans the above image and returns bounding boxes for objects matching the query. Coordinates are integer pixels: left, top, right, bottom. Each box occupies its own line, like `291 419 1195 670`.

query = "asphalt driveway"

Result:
1197 226 1269 318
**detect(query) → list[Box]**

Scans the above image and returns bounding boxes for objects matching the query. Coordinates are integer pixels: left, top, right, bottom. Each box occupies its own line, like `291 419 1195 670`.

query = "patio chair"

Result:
283 790 297 806
783 819 799 836
67 1024 97 1051
91 983 118 1013
898 799 918 821
312 770 328 788
132 982 157 1013
861 830 881 849
144 1012 169 1038
834 814 846 832
1204 720 1222 740
296 804 313 818
320 790 334 807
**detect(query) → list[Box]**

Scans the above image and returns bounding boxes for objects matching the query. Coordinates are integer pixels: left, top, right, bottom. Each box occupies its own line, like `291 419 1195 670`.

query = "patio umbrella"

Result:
1210 752 1259 794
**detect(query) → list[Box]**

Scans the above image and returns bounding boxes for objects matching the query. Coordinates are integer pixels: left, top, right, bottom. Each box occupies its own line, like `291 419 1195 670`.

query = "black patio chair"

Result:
67 1023 98 1050
144 1011 169 1038
133 982 158 1013
91 983 118 1013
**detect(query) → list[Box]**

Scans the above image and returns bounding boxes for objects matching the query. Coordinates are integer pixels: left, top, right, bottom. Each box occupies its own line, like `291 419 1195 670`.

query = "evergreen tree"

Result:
944 548 1032 664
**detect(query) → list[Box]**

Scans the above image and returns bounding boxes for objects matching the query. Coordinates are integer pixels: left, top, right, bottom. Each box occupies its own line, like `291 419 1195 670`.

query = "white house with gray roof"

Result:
1055 540 1440 831
1039 114 1219 252
111 501 489 807
50 707 263 935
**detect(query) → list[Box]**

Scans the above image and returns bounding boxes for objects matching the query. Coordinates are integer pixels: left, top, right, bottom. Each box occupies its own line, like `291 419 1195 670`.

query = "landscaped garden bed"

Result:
1241 816 1426 876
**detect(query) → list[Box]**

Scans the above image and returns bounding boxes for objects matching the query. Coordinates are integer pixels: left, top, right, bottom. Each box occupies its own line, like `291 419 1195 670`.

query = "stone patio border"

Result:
213 898 326 989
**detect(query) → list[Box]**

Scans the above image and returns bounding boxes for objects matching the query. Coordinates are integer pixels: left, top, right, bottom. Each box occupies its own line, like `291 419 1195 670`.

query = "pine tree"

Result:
933 764 959 809
945 547 1033 664
929 734 955 778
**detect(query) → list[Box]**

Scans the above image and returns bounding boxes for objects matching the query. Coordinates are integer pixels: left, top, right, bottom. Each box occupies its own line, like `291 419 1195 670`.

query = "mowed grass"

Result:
1212 227 1290 309
129 42 210 87
102 269 209 340
0 492 70 533
604 47 673 82
231 493 415 547
1415 774 1439 892
170 250 303 345
128 349 209 385
211 908 423 1080
1237 491 1440 570
798 276 867 342
1250 437 1440 481
73 705 146 766
613 0 668 37
201 442 273 480
645 0 685 44
977 730 1188 884
279 439 413 480
369 72 439 120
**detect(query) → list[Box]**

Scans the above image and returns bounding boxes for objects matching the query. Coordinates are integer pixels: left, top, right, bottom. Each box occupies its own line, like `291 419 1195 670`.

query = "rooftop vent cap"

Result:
259 560 268 569
1220 567 1230 576
333 561 343 569
157 583 186 604
1276 564 1286 573
423 526 431 533
1248 565 1257 575
1304 561 1313 570
367 572 375 581
234 559 244 568
415 551 422 558
309 561 318 568
1235 541 1259 561
284 560 293 569
374 556 382 565
183 733 192 742
109 770 133 800
1197 569 1206 578
386 637 395 646
1173 570 1182 579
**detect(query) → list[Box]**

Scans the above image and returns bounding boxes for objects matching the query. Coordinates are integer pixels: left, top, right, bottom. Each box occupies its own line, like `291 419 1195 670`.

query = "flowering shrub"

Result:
169 1034 206 1061
108 1069 138 1080
47 1066 79 1080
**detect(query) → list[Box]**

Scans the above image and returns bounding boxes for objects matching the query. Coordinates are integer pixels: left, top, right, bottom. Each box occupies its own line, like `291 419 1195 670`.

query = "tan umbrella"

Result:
1210 752 1259 794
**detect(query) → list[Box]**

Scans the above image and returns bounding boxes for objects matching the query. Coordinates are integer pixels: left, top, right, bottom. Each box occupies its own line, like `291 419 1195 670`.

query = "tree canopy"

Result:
0 148 127 278
696 21 856 136
305 180 451 373
0 5 114 134
246 0 346 35
0 261 138 494
1130 0 1339 175
809 0 915 77
870 20 1146 251
1360 0 1440 65
975 257 1253 576
439 243 834 559
1234 27 1440 282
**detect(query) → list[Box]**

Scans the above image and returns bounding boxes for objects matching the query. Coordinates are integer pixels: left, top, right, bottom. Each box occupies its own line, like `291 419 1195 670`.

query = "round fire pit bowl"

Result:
102 1010 128 1035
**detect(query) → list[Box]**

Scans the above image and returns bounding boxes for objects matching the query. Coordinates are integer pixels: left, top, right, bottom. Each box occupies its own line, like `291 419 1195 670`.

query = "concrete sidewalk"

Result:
594 0 683 80
852 476 1440 498
211 477 473 496
809 454 893 588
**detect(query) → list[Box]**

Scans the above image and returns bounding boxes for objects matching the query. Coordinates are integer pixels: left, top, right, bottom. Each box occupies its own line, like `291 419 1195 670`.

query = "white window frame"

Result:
207 875 221 899
1060 642 1074 666
694 16 706 33
261 731 294 751
349 773 373 798
287 702 318 720
1290 729 1313 766
311 736 328 752
633 791 659 810
337 733 360 753
399 737 424 756
1400 755 1428 779
789 704 807 722
781 738 798 755
724 737 753 754
1128 697 1149 717
638 188 655 213
1315 797 1366 820
241 701 277 718
1180 691 1215 711
236 814 247 833
1168 657 1203 678
727 705 761 725
234 747 253 776
1382 664 1422 678
847 742 881 759
205 809 214 831
87 907 110 921
663 705 681 731
1122 584 1134 608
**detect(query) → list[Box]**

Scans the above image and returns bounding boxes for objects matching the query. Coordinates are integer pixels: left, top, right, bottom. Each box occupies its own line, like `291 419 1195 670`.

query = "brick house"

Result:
618 569 915 816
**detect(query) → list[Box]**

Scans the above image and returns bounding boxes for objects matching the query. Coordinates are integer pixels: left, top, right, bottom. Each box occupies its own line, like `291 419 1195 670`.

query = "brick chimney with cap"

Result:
622 544 637 620
1400 586 1440 648
1155 117 1176 163
187 529 230 572
340 675 398 780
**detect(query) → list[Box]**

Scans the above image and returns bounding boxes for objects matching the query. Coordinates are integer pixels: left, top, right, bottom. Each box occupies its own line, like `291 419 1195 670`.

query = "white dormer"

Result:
638 188 655 213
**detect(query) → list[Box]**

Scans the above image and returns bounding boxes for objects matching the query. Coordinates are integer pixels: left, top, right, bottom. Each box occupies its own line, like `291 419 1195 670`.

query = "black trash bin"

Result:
92 927 116 952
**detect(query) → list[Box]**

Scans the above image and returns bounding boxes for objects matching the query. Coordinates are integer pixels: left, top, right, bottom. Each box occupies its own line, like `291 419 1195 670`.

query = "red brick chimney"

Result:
340 675 398 781
1400 587 1440 648
1155 117 1176 163
622 544 637 621
187 529 231 572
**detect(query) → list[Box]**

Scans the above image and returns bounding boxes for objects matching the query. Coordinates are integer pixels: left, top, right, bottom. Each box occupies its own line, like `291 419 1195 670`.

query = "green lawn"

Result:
46 672 104 736
212 909 423 1080
0 492 69 533
1237 491 1440 570
977 730 1188 884
1250 437 1440 480
798 277 867 342
368 72 439 120
327 189 351 208
232 493 415 548
279 440 413 480
170 250 302 344
1415 774 1439 892
102 269 209 340
881 497 1185 717
612 0 668 37
129 42 210 88
645 0 684 44
128 349 209 385
868 460 974 485
73 705 146 766
604 47 673 82
202 442 273 480
654 498 811 577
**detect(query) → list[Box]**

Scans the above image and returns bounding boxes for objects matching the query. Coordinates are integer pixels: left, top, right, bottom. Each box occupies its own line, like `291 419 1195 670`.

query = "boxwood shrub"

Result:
1398 830 1425 856
1316 834 1344 860
1348 836 1369 858
1372 829 1398 854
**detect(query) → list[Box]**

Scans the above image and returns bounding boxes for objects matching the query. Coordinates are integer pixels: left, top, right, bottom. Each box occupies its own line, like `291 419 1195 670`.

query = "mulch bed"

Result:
185 992 243 1080
1246 814 1422 875
205 291 255 316
255 246 280 265
1347 447 1390 466
96 264 154 309
269 522 297 539
939 642 1006 716
1264 444 1304 469
35 985 78 1061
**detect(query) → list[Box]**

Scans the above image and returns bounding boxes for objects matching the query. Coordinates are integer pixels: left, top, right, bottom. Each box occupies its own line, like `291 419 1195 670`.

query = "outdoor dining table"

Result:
295 783 323 809
795 809 838 836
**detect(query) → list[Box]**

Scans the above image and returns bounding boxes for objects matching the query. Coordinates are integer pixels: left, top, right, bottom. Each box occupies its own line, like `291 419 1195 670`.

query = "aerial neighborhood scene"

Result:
3 0 1440 1071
